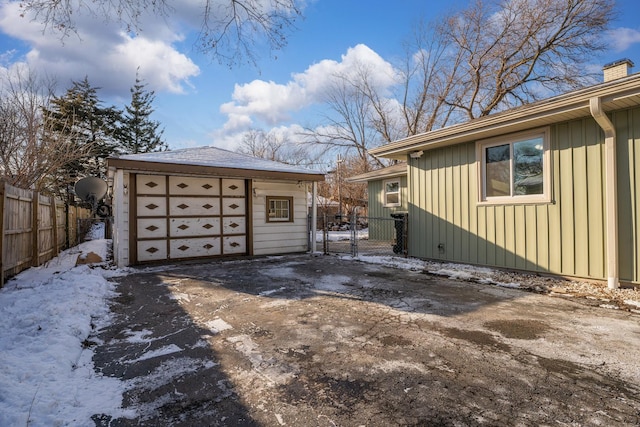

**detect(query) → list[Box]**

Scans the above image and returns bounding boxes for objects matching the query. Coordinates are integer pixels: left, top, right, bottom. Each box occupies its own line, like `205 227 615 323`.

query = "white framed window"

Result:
266 196 293 222
384 179 401 207
478 128 551 204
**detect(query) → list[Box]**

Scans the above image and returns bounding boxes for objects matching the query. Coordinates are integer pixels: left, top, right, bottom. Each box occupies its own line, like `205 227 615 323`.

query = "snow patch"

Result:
259 287 286 296
130 344 183 363
169 292 191 302
496 282 521 289
374 360 429 374
203 318 233 334
124 329 154 343
0 239 131 427
127 357 218 392
227 334 296 386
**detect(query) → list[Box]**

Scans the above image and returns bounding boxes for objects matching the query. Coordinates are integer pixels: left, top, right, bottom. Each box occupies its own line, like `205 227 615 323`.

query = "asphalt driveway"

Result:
92 254 640 426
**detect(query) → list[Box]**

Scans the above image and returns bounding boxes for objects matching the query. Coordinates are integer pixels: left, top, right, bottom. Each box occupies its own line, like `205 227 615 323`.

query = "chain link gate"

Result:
317 213 408 257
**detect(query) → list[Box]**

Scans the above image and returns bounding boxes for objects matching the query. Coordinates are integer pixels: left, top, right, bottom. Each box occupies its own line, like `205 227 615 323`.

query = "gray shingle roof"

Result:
113 146 324 177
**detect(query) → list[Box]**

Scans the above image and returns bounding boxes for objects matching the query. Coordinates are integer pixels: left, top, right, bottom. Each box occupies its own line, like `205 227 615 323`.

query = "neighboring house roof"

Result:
307 193 340 207
370 72 640 160
108 146 325 181
346 163 407 183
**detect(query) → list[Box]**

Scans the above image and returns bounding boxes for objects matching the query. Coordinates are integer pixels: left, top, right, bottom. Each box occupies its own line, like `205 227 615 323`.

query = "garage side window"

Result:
384 179 401 207
478 128 550 204
266 196 294 222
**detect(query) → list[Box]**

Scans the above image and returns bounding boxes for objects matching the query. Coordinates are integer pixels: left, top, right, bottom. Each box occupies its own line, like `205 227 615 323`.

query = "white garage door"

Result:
134 174 248 263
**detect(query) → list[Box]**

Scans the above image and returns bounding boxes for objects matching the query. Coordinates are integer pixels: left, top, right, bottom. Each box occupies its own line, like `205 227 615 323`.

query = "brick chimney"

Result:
603 59 634 82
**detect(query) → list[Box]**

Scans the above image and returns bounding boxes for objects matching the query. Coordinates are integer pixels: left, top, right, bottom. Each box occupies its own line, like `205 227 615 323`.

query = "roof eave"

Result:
370 74 640 159
107 158 325 182
346 164 408 183
347 170 407 183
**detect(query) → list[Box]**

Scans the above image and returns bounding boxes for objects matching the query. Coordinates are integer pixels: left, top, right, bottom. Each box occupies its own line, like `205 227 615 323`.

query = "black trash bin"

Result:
390 212 407 254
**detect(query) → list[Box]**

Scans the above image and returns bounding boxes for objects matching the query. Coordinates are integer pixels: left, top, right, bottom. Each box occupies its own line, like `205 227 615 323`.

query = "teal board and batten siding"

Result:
408 106 640 283
612 107 640 283
367 175 408 241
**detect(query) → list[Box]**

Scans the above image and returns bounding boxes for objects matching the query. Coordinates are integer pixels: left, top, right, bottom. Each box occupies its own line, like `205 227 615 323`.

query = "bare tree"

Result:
0 66 88 194
389 18 466 137
237 128 326 168
19 0 302 65
317 0 615 157
439 0 615 120
302 63 389 170
318 154 369 217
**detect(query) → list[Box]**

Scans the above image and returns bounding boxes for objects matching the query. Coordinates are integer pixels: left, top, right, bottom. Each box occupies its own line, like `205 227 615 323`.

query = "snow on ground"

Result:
354 254 519 287
352 254 640 311
315 230 367 242
0 228 134 426
1 224 639 426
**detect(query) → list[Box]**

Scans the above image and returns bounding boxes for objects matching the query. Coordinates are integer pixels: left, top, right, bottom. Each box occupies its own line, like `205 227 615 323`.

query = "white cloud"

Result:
209 122 312 152
607 27 640 53
208 128 247 151
0 2 200 96
222 112 255 132
110 35 200 94
219 44 398 131
221 79 306 126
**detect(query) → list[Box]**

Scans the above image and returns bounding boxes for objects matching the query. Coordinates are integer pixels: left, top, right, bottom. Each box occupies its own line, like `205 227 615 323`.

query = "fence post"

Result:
70 204 76 248
307 214 313 252
350 213 358 257
0 181 5 287
51 196 59 257
403 213 408 257
323 214 328 254
68 205 76 248
32 191 39 267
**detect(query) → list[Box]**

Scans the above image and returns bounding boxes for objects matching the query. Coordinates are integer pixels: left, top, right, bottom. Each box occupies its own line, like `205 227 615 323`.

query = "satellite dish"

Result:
74 177 108 203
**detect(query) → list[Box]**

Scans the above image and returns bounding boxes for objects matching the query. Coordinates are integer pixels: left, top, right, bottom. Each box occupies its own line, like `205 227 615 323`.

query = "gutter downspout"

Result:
311 181 318 253
589 97 619 289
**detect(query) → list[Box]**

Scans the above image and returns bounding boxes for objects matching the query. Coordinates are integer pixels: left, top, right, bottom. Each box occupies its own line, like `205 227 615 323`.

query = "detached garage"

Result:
107 146 324 267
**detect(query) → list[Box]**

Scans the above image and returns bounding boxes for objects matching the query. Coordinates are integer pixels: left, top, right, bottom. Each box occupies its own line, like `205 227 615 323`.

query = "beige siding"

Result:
113 170 130 267
252 180 308 255
407 110 640 281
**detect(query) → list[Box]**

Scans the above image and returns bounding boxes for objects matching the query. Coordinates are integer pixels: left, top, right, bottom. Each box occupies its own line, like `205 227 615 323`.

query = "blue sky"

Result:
2 0 640 165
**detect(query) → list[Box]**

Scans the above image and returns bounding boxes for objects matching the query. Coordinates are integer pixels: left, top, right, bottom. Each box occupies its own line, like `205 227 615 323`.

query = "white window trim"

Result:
384 179 401 207
477 127 552 205
266 196 294 222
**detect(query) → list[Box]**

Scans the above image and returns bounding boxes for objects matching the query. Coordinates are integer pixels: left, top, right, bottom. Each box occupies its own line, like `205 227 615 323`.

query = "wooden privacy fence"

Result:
0 181 92 287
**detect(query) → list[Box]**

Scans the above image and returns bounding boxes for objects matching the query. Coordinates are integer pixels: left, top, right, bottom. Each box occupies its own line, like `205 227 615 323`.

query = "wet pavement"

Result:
91 254 640 426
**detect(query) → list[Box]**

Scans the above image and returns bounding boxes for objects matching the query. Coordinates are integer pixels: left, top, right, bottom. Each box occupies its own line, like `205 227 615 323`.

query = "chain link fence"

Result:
311 213 408 257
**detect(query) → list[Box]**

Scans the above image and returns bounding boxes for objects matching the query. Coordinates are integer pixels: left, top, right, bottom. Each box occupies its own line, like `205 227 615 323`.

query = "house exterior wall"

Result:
367 175 408 241
251 180 309 255
111 173 310 266
112 169 130 267
407 106 640 283
613 107 640 283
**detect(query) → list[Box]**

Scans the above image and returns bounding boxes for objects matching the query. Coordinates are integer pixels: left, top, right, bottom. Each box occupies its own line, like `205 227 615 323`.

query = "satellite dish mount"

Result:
74 177 108 217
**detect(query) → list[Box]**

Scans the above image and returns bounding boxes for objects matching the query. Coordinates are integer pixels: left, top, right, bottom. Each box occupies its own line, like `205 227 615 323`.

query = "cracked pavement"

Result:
92 254 640 426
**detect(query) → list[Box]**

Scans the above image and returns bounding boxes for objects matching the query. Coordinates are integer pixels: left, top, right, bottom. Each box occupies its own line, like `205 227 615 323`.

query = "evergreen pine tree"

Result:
119 75 167 154
43 76 121 190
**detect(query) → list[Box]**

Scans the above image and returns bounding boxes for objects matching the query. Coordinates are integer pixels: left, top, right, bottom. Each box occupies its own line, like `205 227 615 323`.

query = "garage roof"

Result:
108 146 325 181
